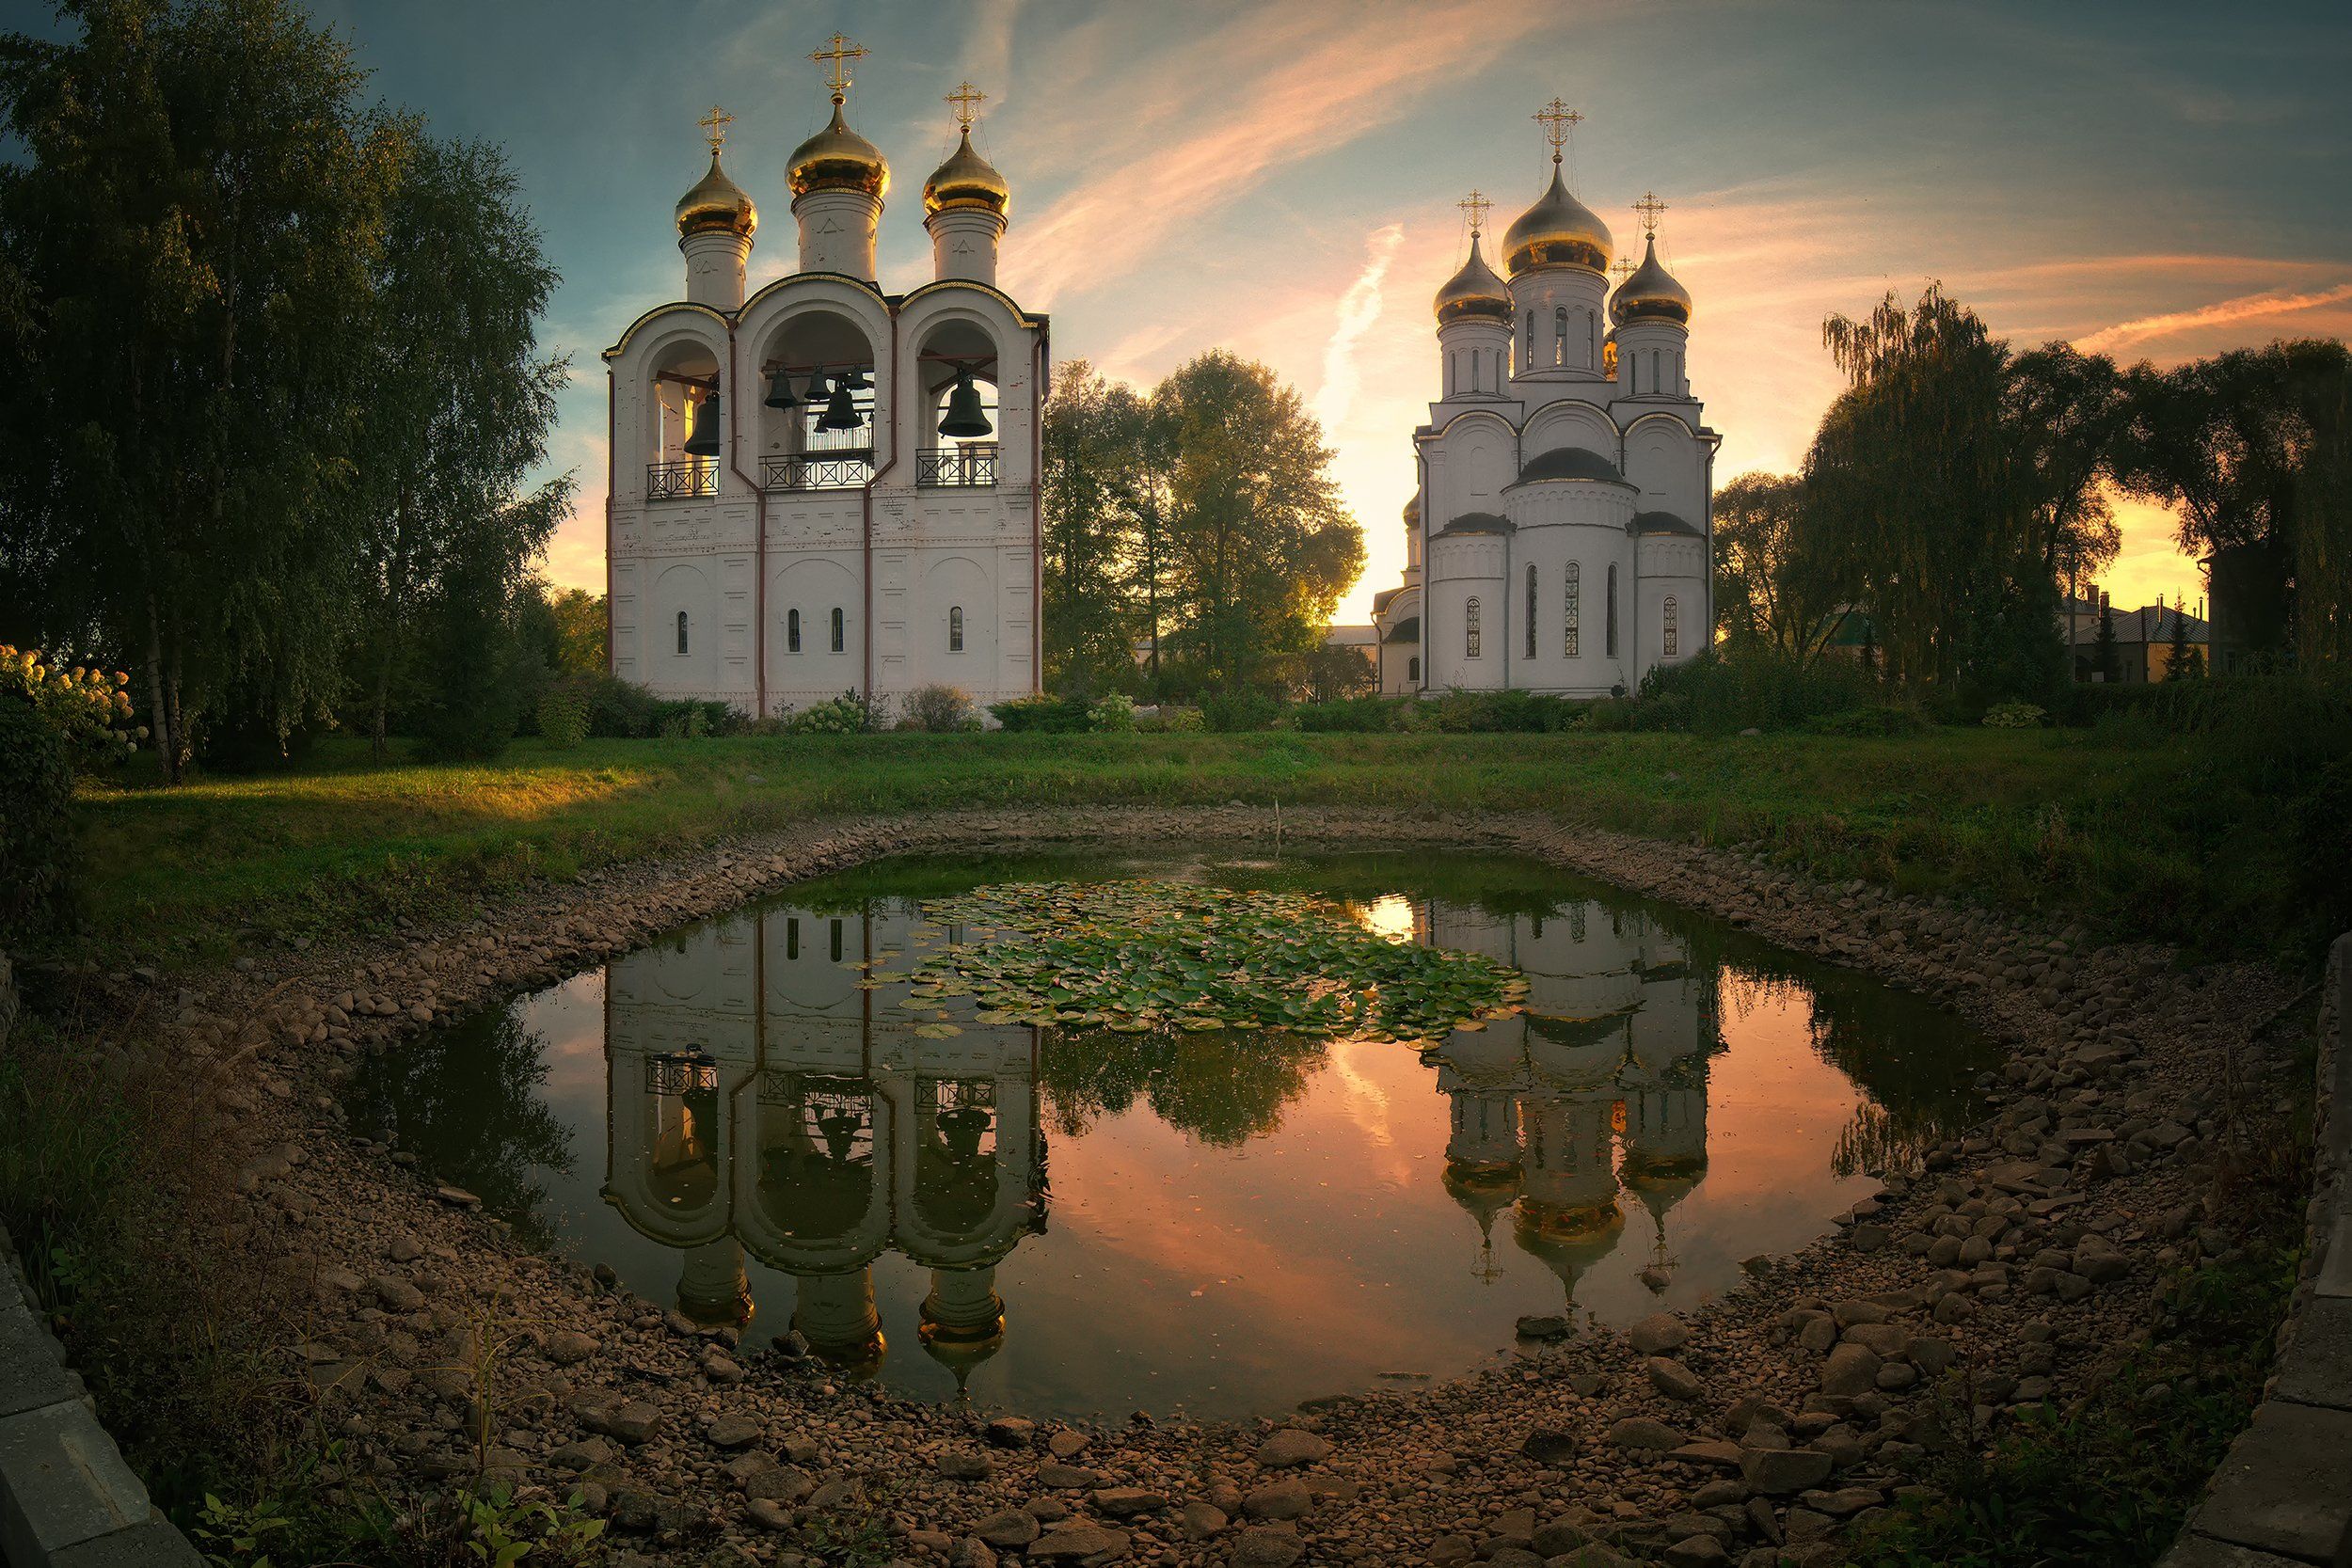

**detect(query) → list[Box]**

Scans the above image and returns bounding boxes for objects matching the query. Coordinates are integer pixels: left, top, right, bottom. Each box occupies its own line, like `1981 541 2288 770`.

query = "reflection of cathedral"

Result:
1422 898 1721 1310
602 901 1045 1387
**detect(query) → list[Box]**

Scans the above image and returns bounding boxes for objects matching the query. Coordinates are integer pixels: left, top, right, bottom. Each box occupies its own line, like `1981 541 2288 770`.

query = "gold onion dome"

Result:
1503 165 1613 277
1611 233 1692 325
788 103 890 199
924 130 1009 216
675 153 757 238
1434 233 1511 325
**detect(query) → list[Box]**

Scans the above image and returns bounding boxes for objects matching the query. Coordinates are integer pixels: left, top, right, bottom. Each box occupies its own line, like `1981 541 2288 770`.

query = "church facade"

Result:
604 41 1045 720
1372 111 1717 698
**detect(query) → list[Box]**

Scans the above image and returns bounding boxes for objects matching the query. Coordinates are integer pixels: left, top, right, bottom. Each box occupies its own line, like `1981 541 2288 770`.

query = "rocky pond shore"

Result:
84 807 2307 1567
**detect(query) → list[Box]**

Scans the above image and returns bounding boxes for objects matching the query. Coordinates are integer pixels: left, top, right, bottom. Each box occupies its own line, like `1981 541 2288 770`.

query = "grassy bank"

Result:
65 726 2336 968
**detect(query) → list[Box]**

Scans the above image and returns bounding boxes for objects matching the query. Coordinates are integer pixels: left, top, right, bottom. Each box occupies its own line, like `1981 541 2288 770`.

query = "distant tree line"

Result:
1714 283 2351 697
0 0 578 779
1041 351 1365 700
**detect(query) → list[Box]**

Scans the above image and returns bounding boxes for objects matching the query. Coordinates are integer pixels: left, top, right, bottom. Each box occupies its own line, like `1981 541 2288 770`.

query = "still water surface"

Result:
348 851 1993 1420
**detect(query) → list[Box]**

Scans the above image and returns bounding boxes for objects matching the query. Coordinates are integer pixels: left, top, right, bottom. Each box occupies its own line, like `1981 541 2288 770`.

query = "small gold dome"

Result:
788 103 890 200
1610 233 1692 326
1503 165 1613 277
1433 233 1511 325
923 130 1009 217
675 153 757 239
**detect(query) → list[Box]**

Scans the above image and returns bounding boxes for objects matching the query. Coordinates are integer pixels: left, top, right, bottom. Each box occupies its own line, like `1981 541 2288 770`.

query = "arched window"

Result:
1524 310 1536 372
1525 564 1538 658
948 606 964 653
1662 594 1679 657
1606 564 1619 657
787 608 802 653
1553 306 1568 367
675 610 690 656
1564 562 1581 657
1465 596 1482 659
1408 656 1421 683
830 607 845 653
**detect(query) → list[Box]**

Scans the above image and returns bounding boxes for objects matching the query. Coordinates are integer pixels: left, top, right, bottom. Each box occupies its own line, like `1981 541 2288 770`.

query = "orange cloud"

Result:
2074 280 2352 354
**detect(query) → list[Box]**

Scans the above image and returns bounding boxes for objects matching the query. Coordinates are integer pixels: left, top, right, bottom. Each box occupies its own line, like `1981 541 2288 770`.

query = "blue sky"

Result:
74 0 2352 615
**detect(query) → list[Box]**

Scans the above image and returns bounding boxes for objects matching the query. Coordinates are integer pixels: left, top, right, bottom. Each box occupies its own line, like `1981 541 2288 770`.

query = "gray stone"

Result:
1178 1501 1227 1540
2156 1533 2319 1568
0 1401 155 1565
2192 1401 2352 1562
983 1416 1037 1449
1820 1342 1883 1397
1738 1448 1833 1496
1521 1427 1581 1465
973 1510 1040 1547
1090 1487 1166 1517
47 1519 205 1567
745 1498 793 1532
541 1330 599 1367
0 1290 81 1422
1232 1527 1305 1567
1516 1314 1571 1340
1254 1428 1332 1468
1663 1536 1732 1568
2274 1296 2352 1412
1037 1461 1100 1489
1648 1357 1703 1401
1606 1417 1685 1451
936 1449 993 1481
706 1414 759 1449
1244 1478 1311 1520
1629 1313 1690 1355
1026 1523 1130 1560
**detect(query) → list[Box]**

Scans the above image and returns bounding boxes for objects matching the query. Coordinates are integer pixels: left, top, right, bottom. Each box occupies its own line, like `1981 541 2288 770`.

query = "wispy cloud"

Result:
1312 223 1405 436
2074 280 2352 353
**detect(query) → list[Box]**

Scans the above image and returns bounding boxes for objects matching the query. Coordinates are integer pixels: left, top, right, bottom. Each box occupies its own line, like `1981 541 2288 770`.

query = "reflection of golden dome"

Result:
676 154 757 238
789 105 890 199
1503 166 1613 277
1434 233 1511 325
923 131 1009 217
1610 233 1692 326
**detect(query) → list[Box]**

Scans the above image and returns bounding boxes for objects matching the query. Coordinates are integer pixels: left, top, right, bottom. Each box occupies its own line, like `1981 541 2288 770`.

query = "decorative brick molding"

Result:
2161 933 2352 1568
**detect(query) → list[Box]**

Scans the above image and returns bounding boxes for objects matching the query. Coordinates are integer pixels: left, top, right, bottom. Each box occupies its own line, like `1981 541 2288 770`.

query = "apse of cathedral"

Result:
603 37 1044 720
1372 101 1717 698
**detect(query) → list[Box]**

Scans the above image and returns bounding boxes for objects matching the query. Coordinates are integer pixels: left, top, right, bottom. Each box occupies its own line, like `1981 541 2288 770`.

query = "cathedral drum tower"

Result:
1372 102 1719 698
604 37 1047 721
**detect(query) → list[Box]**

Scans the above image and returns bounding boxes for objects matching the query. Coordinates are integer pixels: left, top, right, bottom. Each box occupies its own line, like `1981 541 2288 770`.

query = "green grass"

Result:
61 724 2335 968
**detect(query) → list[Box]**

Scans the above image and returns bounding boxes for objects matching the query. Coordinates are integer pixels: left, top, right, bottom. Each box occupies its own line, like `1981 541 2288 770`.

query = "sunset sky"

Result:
303 0 2352 623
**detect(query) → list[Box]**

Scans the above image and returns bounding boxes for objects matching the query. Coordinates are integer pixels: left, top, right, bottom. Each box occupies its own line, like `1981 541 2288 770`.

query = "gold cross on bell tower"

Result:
811 32 869 105
1458 188 1492 238
697 104 732 156
1633 191 1667 235
946 81 987 133
1533 98 1582 166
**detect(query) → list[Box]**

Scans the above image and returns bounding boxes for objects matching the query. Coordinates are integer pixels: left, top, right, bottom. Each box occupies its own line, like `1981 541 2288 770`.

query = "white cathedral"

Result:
604 39 1044 718
1371 106 1718 697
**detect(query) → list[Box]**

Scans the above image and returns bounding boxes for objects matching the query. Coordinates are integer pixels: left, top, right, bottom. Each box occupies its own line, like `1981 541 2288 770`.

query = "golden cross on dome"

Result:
1457 189 1493 237
1533 98 1581 165
1633 191 1667 235
811 32 868 104
1613 256 1637 283
946 81 987 134
697 104 732 156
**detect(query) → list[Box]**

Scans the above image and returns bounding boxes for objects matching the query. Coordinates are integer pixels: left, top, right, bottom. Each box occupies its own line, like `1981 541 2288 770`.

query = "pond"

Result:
347 850 1995 1421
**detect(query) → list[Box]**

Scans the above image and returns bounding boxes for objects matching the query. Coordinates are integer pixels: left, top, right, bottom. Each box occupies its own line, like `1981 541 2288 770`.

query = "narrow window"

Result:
787 608 802 653
830 607 845 653
1553 306 1568 367
1663 594 1679 657
829 918 843 964
948 606 964 653
1525 564 1538 658
1564 562 1581 657
1465 595 1482 659
786 917 800 960
1408 656 1421 682
1606 564 1619 657
1524 310 1535 372
675 610 689 655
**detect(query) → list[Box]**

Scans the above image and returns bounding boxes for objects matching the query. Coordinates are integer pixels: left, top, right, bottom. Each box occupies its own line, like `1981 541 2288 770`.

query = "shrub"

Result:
1293 696 1406 733
1632 648 1896 732
990 695 1093 732
1086 693 1136 732
0 692 77 942
536 684 591 749
1981 700 2046 728
1136 705 1204 733
0 644 139 764
1198 689 1286 733
902 685 977 733
1804 703 1930 737
786 690 873 735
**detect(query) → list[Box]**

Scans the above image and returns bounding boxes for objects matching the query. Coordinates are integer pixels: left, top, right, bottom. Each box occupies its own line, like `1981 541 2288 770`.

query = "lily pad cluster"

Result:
870 879 1529 1044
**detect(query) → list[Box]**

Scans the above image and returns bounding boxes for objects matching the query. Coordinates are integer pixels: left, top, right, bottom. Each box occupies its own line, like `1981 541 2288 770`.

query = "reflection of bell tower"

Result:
1517 1094 1623 1236
792 1269 885 1374
920 1265 1008 1394
676 1238 754 1326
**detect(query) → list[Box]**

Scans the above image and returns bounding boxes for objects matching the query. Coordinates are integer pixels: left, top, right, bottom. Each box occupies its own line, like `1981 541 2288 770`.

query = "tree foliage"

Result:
1040 359 1148 695
1711 471 1843 658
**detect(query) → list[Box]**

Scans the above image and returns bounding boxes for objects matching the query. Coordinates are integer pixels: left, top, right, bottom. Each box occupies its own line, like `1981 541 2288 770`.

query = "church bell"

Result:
762 366 801 410
939 370 993 439
801 368 831 406
682 388 722 457
818 377 863 433
838 365 872 392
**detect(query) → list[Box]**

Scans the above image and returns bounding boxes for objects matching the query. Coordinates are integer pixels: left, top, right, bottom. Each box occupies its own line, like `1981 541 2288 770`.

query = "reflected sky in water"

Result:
348 851 1994 1420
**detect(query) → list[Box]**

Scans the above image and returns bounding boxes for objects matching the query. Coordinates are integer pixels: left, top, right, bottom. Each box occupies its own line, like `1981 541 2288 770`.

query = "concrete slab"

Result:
48 1520 204 1568
0 1401 152 1566
2158 1531 2316 1568
2193 1401 2352 1564
2276 1295 2352 1413
0 1278 83 1421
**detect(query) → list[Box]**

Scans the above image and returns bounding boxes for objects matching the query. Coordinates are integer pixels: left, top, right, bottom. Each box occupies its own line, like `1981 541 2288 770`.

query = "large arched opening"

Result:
753 309 881 492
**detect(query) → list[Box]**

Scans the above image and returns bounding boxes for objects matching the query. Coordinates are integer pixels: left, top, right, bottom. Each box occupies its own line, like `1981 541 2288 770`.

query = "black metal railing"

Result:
761 451 875 492
646 460 717 500
917 443 998 487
